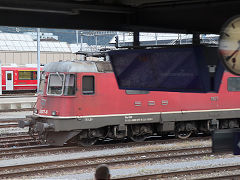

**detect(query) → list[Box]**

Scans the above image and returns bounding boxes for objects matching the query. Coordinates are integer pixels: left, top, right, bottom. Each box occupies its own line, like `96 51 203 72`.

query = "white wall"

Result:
0 51 82 65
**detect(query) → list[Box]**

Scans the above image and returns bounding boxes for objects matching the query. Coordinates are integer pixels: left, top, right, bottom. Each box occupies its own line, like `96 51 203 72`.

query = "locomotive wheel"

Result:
176 131 192 139
78 138 97 146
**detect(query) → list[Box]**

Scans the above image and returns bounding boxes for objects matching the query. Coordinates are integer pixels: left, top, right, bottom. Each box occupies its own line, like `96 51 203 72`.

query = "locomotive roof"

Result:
44 60 112 73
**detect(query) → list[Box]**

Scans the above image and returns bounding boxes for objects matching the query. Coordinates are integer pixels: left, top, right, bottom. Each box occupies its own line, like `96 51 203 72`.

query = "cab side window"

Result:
64 74 76 96
47 73 64 95
228 77 240 91
82 76 95 95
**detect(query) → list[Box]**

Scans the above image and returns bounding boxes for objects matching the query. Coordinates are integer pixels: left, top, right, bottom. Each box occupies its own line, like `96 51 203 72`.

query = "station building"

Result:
0 32 94 66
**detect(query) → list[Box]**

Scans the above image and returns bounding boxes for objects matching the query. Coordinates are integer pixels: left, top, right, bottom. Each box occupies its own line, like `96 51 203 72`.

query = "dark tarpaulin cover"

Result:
108 47 224 93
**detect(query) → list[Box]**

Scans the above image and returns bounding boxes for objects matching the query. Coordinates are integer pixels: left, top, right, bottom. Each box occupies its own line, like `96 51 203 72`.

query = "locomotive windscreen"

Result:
108 46 224 93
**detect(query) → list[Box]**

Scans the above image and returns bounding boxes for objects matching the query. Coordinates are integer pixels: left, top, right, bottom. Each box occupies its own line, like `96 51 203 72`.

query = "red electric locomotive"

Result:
1 66 42 92
19 60 240 146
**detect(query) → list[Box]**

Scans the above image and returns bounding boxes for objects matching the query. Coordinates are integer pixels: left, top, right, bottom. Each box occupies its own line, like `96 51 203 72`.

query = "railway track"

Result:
117 165 240 180
0 136 211 158
0 118 30 123
0 140 40 148
0 134 210 149
0 120 22 123
0 122 18 128
0 146 213 179
0 134 33 140
0 134 40 148
1 135 236 179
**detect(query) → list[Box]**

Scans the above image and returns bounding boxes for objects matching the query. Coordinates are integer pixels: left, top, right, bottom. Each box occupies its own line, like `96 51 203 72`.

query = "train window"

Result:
82 76 95 95
19 71 37 80
64 74 76 96
228 77 240 91
125 90 149 94
7 73 12 80
47 73 64 95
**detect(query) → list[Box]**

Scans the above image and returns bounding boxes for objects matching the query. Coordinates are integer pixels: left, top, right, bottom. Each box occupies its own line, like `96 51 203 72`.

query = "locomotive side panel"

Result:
74 72 162 128
161 72 240 133
35 71 240 132
77 73 182 115
218 73 240 109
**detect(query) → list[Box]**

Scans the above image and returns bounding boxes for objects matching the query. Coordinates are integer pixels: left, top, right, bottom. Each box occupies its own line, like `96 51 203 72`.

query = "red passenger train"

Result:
19 60 240 146
1 66 41 92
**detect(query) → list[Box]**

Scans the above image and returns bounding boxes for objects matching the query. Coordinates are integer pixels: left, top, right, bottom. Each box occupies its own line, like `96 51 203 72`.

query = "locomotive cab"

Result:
19 61 114 146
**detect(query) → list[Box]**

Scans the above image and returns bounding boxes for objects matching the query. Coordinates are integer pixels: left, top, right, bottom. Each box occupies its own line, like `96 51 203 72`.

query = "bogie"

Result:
129 124 153 142
219 119 240 129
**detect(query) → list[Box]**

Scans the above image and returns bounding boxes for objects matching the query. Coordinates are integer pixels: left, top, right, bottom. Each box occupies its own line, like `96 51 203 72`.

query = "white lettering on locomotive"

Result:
125 116 153 122
39 109 48 114
84 117 93 121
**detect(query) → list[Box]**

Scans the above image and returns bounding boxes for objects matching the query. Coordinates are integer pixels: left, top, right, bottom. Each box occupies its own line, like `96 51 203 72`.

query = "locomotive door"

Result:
6 71 13 90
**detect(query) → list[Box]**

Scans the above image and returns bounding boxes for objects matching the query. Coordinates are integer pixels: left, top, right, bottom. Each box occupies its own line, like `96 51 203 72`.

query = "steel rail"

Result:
198 174 240 180
0 134 33 140
0 146 82 159
0 137 36 144
0 124 18 128
0 120 20 123
0 137 34 143
0 134 210 149
116 165 240 180
0 144 49 154
0 136 211 158
0 142 211 159
0 146 214 178
0 140 41 148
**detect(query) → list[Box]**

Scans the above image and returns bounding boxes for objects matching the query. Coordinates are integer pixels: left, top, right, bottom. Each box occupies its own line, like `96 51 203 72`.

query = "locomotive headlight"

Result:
51 111 58 116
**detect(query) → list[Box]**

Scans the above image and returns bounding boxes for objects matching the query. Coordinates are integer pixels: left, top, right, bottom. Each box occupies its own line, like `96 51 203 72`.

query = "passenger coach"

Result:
1 66 41 91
